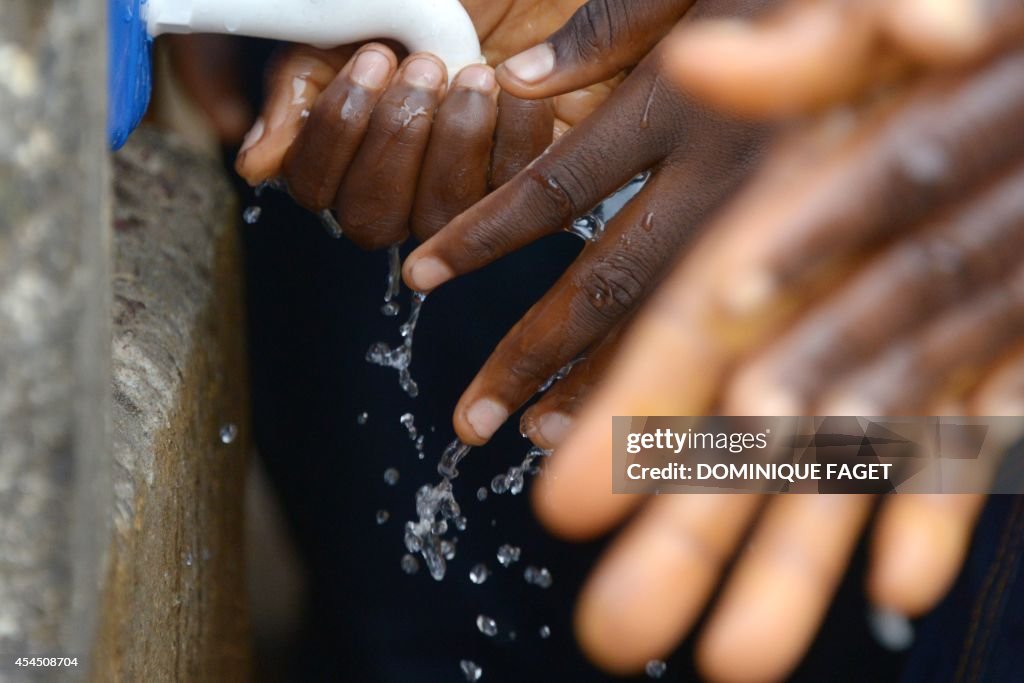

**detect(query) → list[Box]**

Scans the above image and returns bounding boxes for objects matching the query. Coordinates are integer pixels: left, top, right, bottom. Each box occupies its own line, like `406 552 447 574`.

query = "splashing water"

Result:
496 544 521 567
476 615 498 637
524 566 553 589
255 178 287 197
490 447 551 496
366 292 427 398
400 413 427 458
645 660 667 679
566 171 651 242
460 660 483 682
243 206 262 224
568 213 606 242
381 245 402 316
469 563 490 585
402 439 473 581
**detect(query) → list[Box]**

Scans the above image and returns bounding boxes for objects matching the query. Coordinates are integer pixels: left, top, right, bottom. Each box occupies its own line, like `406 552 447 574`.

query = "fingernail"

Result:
536 412 573 447
466 398 509 441
351 49 391 88
408 256 454 291
455 64 496 91
404 57 444 88
502 43 555 84
239 117 265 154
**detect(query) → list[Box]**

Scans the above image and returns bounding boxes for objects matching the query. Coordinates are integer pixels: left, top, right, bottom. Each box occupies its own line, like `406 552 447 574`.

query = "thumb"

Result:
495 0 695 99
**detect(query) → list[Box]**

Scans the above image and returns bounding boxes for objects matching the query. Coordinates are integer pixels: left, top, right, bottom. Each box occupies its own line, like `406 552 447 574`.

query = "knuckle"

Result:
567 0 627 62
520 161 595 225
578 250 653 326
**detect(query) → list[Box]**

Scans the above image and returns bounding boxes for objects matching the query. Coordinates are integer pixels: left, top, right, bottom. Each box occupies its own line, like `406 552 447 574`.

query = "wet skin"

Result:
233 0 625 249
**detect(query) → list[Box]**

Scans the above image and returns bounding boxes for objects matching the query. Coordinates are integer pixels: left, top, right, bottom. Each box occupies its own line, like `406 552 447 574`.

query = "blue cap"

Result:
108 0 153 150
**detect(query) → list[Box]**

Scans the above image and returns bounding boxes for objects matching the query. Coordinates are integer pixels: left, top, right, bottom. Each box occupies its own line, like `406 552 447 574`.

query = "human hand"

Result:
233 0 620 249
402 0 772 446
534 23 1024 683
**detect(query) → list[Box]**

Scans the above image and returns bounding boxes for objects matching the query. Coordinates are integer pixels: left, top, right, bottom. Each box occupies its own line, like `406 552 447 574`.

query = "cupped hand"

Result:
538 29 1024 683
403 0 772 446
234 0 622 248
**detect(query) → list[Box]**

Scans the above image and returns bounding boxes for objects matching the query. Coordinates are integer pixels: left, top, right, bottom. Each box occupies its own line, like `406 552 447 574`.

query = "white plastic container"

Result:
144 0 485 80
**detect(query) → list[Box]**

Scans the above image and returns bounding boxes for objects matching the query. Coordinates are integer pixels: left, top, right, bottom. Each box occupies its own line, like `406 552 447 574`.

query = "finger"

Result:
820 260 1024 415
552 80 619 128
697 495 873 683
490 91 554 189
496 0 695 99
167 34 253 143
404 66 671 292
723 157 1024 414
334 54 448 250
682 49 1024 358
280 45 397 212
235 44 354 185
970 344 1024 415
883 0 1024 66
575 495 762 674
410 65 499 242
869 495 985 617
665 0 888 118
451 157 741 446
521 330 624 450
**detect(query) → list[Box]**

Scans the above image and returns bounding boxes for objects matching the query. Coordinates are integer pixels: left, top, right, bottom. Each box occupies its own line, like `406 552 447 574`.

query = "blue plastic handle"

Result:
108 0 153 150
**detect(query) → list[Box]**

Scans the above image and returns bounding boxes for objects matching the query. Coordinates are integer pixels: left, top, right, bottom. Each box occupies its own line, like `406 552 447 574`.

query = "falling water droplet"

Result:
469 563 490 585
367 292 426 397
243 206 262 224
401 554 420 575
476 487 488 502
219 423 238 445
460 660 483 681
357 412 369 425
539 625 551 639
496 544 521 567
376 510 390 525
384 468 400 486
476 615 498 637
645 660 667 679
524 566 553 588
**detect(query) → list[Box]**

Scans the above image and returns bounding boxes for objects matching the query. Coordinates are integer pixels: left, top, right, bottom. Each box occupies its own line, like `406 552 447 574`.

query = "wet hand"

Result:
233 0 617 249
403 0 771 445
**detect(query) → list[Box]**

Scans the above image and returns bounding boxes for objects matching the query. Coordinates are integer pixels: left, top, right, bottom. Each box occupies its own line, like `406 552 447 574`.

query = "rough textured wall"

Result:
0 0 110 678
93 129 251 682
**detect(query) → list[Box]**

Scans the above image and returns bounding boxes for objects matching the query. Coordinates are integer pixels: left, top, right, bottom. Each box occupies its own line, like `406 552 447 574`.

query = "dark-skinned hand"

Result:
403 0 773 447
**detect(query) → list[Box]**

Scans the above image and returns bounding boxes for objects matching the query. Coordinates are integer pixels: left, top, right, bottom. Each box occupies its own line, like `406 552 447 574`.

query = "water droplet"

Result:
539 625 551 639
357 412 369 425
366 292 426 397
400 554 420 575
184 552 194 567
641 212 654 232
219 423 238 445
376 509 390 525
476 487 488 502
524 566 553 588
469 563 490 584
496 544 521 567
441 539 457 561
243 206 262 224
382 244 402 316
645 660 667 679
320 209 343 238
490 447 551 496
868 607 914 651
476 615 498 637
459 660 483 681
438 438 472 480
384 468 400 486
568 214 606 242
